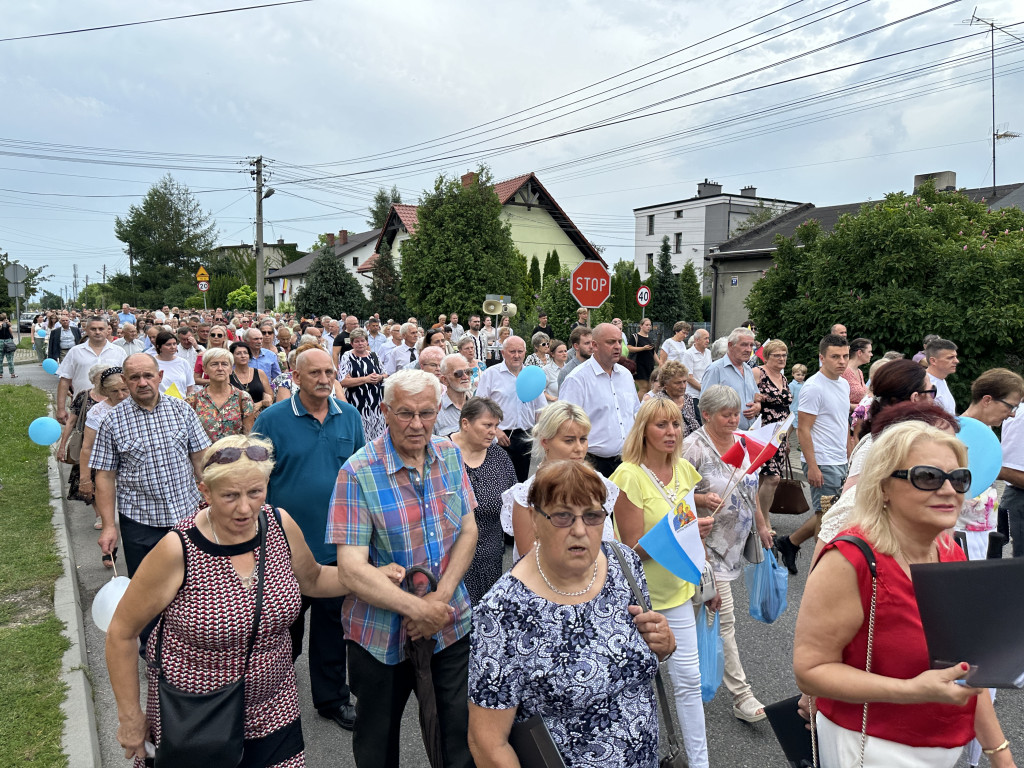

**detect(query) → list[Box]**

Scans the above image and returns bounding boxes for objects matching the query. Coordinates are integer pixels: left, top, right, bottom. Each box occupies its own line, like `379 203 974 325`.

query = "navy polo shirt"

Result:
253 392 365 564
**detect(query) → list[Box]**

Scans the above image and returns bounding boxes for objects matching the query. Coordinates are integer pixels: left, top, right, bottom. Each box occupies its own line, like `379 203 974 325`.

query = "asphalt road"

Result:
17 357 1022 767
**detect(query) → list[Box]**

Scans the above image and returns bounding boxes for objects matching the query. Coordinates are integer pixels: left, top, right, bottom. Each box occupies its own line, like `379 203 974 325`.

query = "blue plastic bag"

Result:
695 604 724 702
744 550 789 624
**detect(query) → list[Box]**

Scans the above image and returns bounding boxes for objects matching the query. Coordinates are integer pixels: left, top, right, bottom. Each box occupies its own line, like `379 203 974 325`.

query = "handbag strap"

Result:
608 542 683 749
155 508 268 678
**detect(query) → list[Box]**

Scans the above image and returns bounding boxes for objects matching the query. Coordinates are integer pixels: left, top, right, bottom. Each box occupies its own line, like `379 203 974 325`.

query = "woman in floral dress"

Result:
187 347 255 441
752 339 793 526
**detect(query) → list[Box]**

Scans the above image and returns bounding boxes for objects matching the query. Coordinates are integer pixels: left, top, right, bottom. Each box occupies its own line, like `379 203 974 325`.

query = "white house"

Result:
267 228 380 303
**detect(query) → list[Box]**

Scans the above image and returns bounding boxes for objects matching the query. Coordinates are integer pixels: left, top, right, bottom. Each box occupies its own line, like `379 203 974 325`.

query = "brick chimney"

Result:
461 171 479 188
325 233 335 248
277 237 284 245
338 230 348 245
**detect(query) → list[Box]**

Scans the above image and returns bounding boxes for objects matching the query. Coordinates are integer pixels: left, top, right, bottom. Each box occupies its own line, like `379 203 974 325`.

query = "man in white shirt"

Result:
112 323 146 356
681 328 711 421
776 333 850 574
175 328 204 369
448 312 464 343
475 335 546 482
659 321 691 365
56 316 127 423
559 322 640 477
1000 411 1024 557
925 338 958 416
384 322 419 375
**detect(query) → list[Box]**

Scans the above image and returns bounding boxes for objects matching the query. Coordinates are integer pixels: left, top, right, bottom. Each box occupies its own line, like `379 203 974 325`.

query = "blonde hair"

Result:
201 346 232 370
622 397 684 466
201 434 275 489
762 339 787 358
791 363 808 377
531 402 591 460
848 421 967 556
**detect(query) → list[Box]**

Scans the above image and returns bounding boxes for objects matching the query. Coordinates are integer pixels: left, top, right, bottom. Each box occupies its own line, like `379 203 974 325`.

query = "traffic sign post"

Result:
636 285 651 320
4 263 28 341
570 261 611 309
197 274 210 311
196 266 209 281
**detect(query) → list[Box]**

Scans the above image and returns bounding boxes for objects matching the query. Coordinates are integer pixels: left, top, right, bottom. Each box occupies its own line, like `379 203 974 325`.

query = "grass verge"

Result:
0 384 69 766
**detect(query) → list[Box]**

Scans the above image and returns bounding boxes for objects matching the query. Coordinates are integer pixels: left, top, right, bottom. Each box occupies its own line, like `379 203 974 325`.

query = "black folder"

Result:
764 695 814 768
507 715 566 768
911 557 1024 688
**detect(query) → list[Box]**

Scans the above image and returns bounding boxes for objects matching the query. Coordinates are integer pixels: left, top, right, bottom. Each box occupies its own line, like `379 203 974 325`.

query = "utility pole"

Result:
84 274 89 310
73 264 79 307
250 156 274 316
128 244 136 306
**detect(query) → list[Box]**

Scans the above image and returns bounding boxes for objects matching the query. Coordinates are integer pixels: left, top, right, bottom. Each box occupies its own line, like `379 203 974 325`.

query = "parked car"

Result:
19 312 35 333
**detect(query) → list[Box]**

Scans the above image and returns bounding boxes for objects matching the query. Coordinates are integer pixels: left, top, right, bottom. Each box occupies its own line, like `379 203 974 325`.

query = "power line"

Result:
0 0 314 43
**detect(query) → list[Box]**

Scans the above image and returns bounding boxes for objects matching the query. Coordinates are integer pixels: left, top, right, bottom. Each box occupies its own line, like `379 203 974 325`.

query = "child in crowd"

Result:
789 363 807 449
641 366 662 402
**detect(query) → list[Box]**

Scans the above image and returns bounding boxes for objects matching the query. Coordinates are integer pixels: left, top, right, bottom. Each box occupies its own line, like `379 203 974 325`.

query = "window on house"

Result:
675 210 683 218
352 256 359 267
674 233 682 253
646 215 655 236
646 253 654 273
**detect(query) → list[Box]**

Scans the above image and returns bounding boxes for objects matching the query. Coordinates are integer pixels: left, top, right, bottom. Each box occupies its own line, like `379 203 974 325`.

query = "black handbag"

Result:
609 543 689 768
154 510 267 768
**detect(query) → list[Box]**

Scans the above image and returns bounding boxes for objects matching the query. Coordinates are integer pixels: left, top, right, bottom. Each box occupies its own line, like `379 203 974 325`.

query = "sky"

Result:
1 0 1022 301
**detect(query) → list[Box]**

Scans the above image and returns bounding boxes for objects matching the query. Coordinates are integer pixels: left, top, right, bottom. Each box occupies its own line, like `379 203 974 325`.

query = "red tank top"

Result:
815 528 976 748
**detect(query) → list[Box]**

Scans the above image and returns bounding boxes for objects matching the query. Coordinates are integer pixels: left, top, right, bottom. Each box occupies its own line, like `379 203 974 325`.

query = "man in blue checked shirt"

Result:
330 369 478 768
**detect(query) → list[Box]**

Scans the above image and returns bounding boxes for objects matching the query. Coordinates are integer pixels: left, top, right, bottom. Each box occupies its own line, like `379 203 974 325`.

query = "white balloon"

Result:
92 576 131 633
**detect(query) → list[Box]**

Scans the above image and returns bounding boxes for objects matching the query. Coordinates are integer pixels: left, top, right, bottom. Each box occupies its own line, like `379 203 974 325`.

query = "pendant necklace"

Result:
643 462 679 503
535 544 598 597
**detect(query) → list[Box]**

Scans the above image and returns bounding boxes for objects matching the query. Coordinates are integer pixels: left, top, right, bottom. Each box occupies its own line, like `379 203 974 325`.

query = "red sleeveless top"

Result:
815 528 976 748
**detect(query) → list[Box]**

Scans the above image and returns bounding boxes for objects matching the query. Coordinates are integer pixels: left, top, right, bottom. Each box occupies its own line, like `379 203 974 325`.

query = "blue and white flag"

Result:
638 488 706 585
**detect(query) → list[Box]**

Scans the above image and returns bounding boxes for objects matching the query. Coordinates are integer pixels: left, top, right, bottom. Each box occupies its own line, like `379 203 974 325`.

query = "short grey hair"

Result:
121 323 136 333
699 384 742 416
87 363 109 388
710 337 729 360
383 369 442 407
531 331 550 350
298 333 319 347
727 327 755 345
348 327 368 343
441 353 468 374
201 346 232 369
400 322 417 336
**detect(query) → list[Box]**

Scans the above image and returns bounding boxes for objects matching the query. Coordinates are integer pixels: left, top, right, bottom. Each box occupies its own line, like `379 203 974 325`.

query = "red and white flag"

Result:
734 412 794 474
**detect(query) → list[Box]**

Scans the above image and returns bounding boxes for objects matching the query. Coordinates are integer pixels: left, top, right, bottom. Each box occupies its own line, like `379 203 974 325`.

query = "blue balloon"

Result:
28 417 63 446
36 328 46 338
516 365 547 403
957 416 1002 497
42 358 59 375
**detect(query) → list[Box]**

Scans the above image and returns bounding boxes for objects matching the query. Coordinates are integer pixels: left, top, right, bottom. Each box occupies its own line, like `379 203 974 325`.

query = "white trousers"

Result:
815 711 962 767
661 602 709 768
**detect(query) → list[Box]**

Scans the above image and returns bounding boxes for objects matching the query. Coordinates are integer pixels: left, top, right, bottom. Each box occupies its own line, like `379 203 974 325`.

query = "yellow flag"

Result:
164 382 183 399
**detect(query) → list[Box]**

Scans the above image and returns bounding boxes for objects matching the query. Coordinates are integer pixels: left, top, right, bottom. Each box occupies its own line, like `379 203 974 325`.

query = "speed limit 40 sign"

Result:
636 285 651 307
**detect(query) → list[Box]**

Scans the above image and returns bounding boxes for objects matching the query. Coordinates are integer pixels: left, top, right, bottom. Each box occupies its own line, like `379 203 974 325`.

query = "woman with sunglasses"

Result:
106 434 405 767
794 422 1014 767
612 396 716 767
468 460 675 768
524 331 550 368
954 369 1024 561
194 324 229 387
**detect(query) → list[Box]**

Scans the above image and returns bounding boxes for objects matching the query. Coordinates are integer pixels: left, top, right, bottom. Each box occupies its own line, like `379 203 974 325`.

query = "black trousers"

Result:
504 428 533 483
289 570 349 712
586 452 622 478
119 513 171 577
347 636 472 768
692 398 703 426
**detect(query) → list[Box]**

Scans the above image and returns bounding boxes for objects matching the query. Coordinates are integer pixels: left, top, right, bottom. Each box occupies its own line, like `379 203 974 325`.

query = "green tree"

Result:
537 268 578 344
543 249 562 282
114 175 218 308
529 255 542 293
307 234 333 253
79 282 113 310
647 236 686 326
294 249 367 319
744 182 1024 402
0 252 50 315
400 166 530 321
39 291 62 310
226 285 257 311
367 185 403 229
678 261 703 321
369 239 408 322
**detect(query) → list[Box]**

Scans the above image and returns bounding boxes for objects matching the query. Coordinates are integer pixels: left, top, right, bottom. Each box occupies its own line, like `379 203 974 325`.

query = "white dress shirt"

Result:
112 337 146 356
559 357 640 458
385 342 417 375
682 345 712 399
474 362 547 431
933 376 956 416
57 341 127 394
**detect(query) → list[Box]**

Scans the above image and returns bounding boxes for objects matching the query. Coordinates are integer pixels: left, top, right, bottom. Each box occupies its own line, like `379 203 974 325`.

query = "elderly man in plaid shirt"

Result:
91 353 211 575
330 369 478 768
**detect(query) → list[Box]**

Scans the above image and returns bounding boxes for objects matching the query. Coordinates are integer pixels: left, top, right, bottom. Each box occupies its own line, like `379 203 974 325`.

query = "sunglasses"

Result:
448 369 471 378
889 465 971 494
537 508 608 528
209 333 225 338
262 330 275 336
203 445 271 469
917 387 938 398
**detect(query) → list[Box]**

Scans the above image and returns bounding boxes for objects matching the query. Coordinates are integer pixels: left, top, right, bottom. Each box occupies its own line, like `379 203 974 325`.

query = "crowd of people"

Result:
38 300 1023 767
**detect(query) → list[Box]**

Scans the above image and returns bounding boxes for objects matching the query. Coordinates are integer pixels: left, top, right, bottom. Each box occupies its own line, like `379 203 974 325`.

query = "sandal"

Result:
93 517 103 530
733 695 767 723
101 548 118 569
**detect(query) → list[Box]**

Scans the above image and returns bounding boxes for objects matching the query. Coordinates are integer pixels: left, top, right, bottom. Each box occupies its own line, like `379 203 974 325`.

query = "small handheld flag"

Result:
637 489 706 585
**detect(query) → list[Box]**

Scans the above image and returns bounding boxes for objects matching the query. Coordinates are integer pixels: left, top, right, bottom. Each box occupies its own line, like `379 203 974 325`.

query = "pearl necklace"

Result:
534 544 599 597
207 509 259 589
643 462 679 503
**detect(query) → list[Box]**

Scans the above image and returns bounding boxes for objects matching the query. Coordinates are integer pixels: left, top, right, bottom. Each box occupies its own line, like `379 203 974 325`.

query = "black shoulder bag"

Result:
609 542 689 768
154 509 267 768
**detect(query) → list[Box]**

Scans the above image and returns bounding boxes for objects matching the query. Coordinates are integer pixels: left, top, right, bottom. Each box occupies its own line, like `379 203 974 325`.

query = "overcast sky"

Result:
1 0 1022 301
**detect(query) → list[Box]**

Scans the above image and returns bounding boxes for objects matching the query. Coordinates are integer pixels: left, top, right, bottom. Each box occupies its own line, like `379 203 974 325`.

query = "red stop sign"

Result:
570 261 611 308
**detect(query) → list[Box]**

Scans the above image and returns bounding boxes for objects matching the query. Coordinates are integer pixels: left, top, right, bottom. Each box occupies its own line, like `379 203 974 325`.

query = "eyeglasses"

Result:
537 508 608 528
917 387 938 398
890 465 971 494
203 445 271 469
769 353 788 359
997 398 1020 415
390 408 439 423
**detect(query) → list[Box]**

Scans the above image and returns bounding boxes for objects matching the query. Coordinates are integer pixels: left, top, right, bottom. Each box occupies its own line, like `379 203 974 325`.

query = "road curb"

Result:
49 428 102 766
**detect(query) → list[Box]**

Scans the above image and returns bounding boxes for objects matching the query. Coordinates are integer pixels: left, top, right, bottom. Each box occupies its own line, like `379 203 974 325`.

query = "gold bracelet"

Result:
983 739 1010 756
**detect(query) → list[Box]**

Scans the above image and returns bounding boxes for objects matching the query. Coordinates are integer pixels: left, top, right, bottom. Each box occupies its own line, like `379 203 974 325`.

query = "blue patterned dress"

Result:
469 543 660 767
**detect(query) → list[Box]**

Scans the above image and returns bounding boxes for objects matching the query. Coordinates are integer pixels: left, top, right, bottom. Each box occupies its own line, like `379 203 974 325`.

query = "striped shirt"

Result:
327 432 476 665
90 395 211 527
